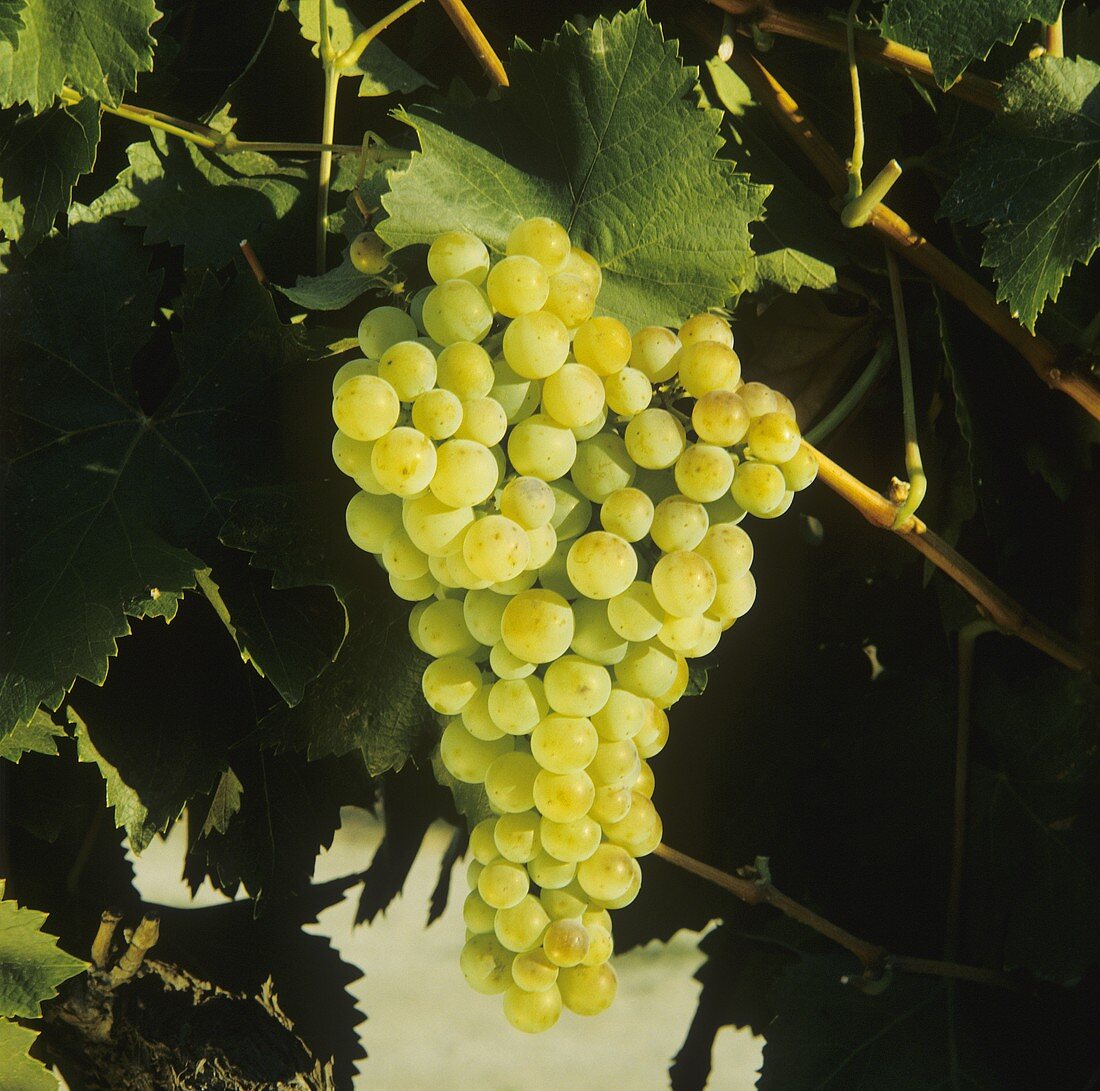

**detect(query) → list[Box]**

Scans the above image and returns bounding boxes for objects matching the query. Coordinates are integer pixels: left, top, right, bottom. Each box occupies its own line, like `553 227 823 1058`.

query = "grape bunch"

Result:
330 216 816 1033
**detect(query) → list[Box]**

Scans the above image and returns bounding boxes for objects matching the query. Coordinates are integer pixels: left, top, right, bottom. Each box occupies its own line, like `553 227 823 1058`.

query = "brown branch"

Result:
239 239 268 285
654 843 1020 990
725 48 1100 423
437 0 509 87
707 0 1000 110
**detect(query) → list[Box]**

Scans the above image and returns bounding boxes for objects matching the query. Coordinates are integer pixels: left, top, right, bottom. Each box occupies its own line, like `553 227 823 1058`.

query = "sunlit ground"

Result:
129 810 762 1090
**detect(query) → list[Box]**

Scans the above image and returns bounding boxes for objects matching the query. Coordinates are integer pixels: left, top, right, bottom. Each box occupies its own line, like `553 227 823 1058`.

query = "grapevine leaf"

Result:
200 768 244 838
279 252 378 310
379 6 768 329
0 895 86 1018
0 0 161 113
0 1021 57 1091
0 2 24 49
0 98 99 250
880 0 1063 87
279 0 426 97
0 710 64 764
940 56 1100 331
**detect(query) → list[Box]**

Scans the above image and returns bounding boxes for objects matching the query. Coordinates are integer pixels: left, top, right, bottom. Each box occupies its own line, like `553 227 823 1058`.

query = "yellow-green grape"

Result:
507 216 571 273
561 246 602 296
624 408 686 469
558 962 617 1016
591 687 648 741
675 341 741 398
467 859 485 890
489 641 536 681
738 381 779 418
358 305 417 359
495 894 551 953
488 675 548 735
780 445 818 491
440 721 512 783
548 481 593 541
349 230 387 274
529 852 577 890
485 751 540 813
464 890 498 934
599 487 654 542
531 714 599 774
462 685 505 741
630 326 681 382
571 433 636 504
461 514 530 583
389 573 436 601
607 581 663 642
747 411 802 464
572 408 607 442
577 843 635 901
486 255 549 317
490 356 537 422
634 466 680 505
460 934 513 994
500 589 575 664
588 738 640 790
332 432 376 482
409 286 432 334
692 389 750 446
581 922 614 966
695 522 753 583
678 312 733 348
602 792 662 857
346 491 402 553
572 316 632 376
615 640 678 700
463 587 508 646
411 388 462 440
541 886 588 920
500 476 555 529
650 494 709 552
567 532 638 600
511 950 559 992
382 529 429 580
652 550 717 616
408 600 431 651
603 366 653 417
525 525 558 572
349 452 387 496
544 272 596 327
332 374 400 441
495 567 539 597
436 341 495 399
503 982 562 1033
451 397 504 447
494 810 541 863
371 427 437 497
570 599 628 665
502 311 570 380
533 769 595 822
755 490 795 520
427 229 490 285
378 340 436 402
543 918 590 968
422 280 493 345
539 815 601 862
634 760 656 799
589 784 633 825
541 362 605 427
430 439 498 508
706 492 746 527
507 413 578 482
536 543 575 606
707 572 757 627
658 614 710 656
675 443 736 504
654 656 691 710
543 656 612 718
478 859 530 909
731 461 787 516
422 655 481 715
331 357 375 397
402 493 473 557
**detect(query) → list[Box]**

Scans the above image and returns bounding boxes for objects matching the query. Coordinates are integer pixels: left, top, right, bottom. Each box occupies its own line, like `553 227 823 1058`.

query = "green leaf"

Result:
0 0 161 113
278 251 378 310
379 7 768 329
0 98 98 250
0 895 85 1018
940 56 1100 331
0 2 25 49
881 0 1063 87
0 710 64 764
200 768 243 838
279 0 426 97
0 1021 58 1091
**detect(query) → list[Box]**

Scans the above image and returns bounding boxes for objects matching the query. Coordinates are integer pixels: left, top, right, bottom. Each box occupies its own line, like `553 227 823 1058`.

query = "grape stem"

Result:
437 0 510 87
1043 15 1064 58
803 335 893 445
805 440 1097 673
844 0 864 201
654 843 1021 989
239 239 267 285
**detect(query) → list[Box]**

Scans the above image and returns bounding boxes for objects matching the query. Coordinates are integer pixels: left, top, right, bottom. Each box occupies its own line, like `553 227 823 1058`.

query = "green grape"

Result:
561 246 602 296
489 356 538 423
378 340 436 401
634 760 655 799
650 494 709 552
402 493 473 557
455 397 507 446
381 529 429 580
601 858 644 909
430 439 498 508
422 280 493 345
633 466 680 505
507 414 577 481
467 859 485 890
500 476 555 529
607 581 663 642
494 810 542 863
346 491 402 553
412 388 463 440
478 859 530 909
572 316 631 376
371 426 438 496
533 769 595 822
436 341 495 399
730 460 786 516
539 815 601 862
495 894 551 953
577 843 635 901
706 571 756 627
599 487 654 542
695 523 753 583
486 255 549 317
531 714 599 774
528 852 577 890
544 272 596 328
603 366 654 417
462 685 506 741
629 326 681 382
332 374 401 441
581 923 614 966
463 588 509 646
589 784 633 825
511 950 559 992
675 341 741 398
422 655 481 714
566 532 638 600
602 791 662 857
464 890 498 934
409 287 433 334
675 443 736 503
349 230 388 274
500 590 575 664
460 934 513 994
493 565 540 597
543 919 590 968
408 600 431 652
548 480 593 540
332 431 375 482
463 514 531 583
651 550 717 617
657 613 709 655
755 490 795 520
427 229 490 285
587 738 640 790
358 305 417 359
331 357 376 397
541 362 605 427
692 389 750 446
572 407 608 442
615 640 678 699
525 524 558 570
469 816 501 864
488 675 548 735
543 656 612 718
350 454 389 495
489 640 536 681
558 963 617 1015
540 887 588 920
389 573 436 601
738 381 778 418
624 408 686 469
440 721 512 783
653 657 688 711
502 982 562 1033
570 434 636 504
506 216 571 272
747 411 802 464
537 540 578 601
570 598 628 665
502 310 570 380
779 446 818 491
591 687 648 741
678 312 733 348
705 494 746 528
